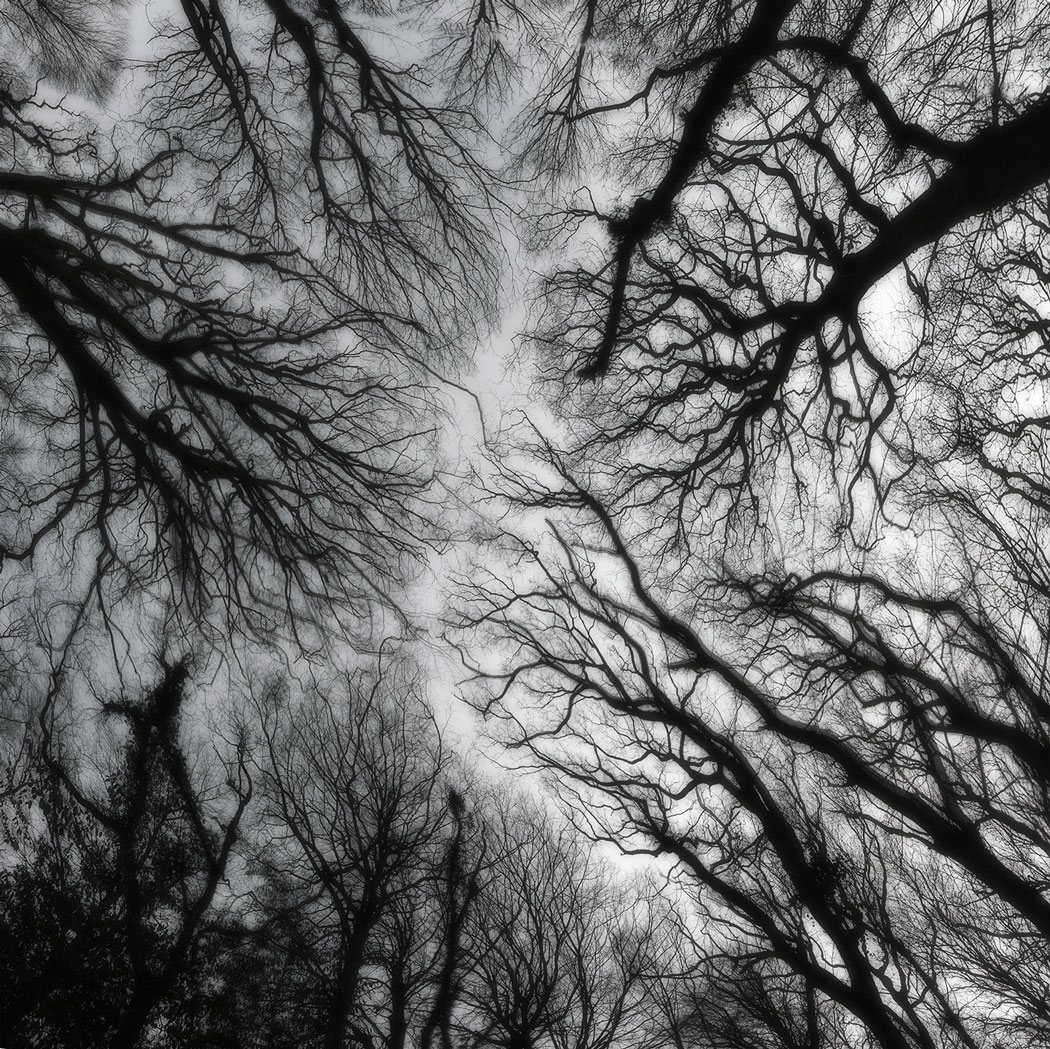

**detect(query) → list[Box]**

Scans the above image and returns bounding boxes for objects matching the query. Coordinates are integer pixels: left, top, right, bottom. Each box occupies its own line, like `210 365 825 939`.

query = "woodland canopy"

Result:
2 0 1050 1047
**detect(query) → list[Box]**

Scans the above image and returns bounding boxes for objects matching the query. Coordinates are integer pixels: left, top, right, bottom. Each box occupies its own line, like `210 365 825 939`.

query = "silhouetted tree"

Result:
454 799 668 1049
248 662 475 1049
0 0 509 633
0 660 251 1048
466 3 1050 1046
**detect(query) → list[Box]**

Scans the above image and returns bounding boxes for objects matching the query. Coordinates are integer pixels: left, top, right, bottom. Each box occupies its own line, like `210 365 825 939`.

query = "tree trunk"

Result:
324 914 375 1049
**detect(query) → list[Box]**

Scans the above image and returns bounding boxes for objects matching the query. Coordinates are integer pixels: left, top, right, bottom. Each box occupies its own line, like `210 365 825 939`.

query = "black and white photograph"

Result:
1 0 1048 1046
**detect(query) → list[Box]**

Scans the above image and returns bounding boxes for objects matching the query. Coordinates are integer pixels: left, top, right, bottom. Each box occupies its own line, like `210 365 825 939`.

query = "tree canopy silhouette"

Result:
464 2 1050 1048
0 0 504 632
8 0 1050 1046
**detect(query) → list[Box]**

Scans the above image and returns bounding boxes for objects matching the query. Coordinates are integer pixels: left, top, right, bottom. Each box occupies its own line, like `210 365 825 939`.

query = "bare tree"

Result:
248 660 472 1049
0 0 511 633
458 3 1050 1048
454 797 670 1049
519 0 1050 532
462 438 1050 1048
239 655 681 1049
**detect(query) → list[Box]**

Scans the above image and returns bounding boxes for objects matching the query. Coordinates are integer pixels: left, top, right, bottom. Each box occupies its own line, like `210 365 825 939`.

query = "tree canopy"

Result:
464 2 1050 1048
5 0 1050 1046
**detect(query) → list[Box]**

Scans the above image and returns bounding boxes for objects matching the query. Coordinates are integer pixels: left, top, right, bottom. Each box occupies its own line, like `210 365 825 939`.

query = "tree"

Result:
0 10 518 1033
464 1 1050 1048
18 0 1050 1045
465 440 1050 1049
248 661 474 1049
239 656 680 1049
455 799 666 1049
0 0 508 635
0 660 251 1049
